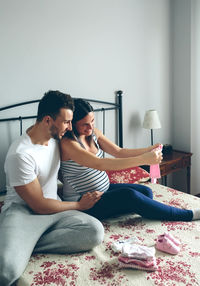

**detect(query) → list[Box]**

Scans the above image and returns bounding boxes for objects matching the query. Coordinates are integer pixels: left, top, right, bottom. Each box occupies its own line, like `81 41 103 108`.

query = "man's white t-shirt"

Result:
2 133 60 212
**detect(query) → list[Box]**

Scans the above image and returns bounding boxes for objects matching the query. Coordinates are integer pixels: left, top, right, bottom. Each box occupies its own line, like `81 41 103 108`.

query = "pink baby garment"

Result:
150 144 163 183
119 244 158 271
118 256 156 267
121 244 155 260
118 258 158 271
111 236 139 252
150 164 161 183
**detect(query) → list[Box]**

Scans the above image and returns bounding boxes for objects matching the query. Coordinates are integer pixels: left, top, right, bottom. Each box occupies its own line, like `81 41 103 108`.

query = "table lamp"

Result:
143 110 161 145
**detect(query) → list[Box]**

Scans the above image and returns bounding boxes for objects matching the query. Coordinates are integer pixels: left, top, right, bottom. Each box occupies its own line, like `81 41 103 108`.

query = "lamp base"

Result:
151 129 153 145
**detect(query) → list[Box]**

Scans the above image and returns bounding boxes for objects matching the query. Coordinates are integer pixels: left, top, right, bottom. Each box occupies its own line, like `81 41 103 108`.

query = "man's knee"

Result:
87 216 104 247
72 213 104 251
0 256 20 286
52 211 105 252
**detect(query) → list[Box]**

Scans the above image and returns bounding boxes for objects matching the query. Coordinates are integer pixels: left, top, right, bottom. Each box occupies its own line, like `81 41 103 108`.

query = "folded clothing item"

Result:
122 244 156 261
119 256 156 267
111 236 140 253
118 256 158 271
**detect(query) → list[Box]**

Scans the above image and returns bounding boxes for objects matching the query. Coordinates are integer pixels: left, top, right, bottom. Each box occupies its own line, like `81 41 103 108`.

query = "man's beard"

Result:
50 125 62 140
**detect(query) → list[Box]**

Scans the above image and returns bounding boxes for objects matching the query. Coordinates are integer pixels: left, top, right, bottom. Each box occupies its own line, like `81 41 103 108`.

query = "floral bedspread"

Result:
14 183 200 286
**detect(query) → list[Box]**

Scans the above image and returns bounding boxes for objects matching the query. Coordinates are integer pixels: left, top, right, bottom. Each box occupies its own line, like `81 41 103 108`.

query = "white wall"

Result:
170 0 191 193
170 0 200 195
191 0 200 195
0 0 172 192
171 0 191 151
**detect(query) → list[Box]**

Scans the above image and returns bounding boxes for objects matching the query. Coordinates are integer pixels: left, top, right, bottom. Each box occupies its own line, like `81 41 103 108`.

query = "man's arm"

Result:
15 178 101 214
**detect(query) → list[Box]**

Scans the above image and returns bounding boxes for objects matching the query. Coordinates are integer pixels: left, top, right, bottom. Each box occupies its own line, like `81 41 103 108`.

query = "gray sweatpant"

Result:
0 203 104 286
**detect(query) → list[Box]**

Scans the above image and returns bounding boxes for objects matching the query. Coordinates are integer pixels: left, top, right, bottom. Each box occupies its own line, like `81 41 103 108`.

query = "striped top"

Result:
60 134 110 201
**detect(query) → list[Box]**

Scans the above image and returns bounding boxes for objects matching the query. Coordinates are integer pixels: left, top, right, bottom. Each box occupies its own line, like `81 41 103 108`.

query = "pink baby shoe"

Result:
156 236 180 255
158 232 181 246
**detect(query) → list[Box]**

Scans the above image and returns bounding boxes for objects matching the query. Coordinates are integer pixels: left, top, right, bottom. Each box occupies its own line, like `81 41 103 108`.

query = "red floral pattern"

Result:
162 197 190 209
106 166 150 184
1 169 200 285
31 261 79 286
89 262 128 285
147 258 199 285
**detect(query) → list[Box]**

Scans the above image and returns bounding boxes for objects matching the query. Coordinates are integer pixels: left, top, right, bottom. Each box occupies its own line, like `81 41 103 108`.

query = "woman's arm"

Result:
95 128 160 158
60 136 162 171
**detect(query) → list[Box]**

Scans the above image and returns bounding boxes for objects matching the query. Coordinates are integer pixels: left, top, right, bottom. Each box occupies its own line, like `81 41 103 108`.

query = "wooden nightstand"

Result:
160 150 192 194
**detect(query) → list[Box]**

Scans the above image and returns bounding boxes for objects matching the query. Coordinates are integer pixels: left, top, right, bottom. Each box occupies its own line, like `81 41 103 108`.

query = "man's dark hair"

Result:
37 90 74 122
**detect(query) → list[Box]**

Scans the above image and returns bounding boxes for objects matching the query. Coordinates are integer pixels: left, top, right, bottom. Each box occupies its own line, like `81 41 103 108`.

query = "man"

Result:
0 90 104 286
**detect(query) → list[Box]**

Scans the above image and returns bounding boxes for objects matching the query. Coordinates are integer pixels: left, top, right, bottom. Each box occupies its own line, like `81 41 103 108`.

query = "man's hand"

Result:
78 191 103 210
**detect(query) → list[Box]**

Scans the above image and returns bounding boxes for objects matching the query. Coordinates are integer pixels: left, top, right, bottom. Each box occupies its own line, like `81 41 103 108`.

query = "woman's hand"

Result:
77 191 103 210
147 143 162 152
142 149 163 165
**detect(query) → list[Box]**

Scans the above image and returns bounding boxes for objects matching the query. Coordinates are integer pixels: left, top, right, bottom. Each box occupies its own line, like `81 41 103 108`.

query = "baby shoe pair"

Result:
155 232 180 255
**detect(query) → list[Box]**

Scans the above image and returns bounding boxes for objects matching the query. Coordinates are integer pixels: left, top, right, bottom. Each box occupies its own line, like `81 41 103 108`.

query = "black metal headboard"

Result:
0 90 123 147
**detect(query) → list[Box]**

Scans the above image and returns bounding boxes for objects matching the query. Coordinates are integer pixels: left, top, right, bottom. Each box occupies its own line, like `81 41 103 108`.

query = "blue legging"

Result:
84 184 193 221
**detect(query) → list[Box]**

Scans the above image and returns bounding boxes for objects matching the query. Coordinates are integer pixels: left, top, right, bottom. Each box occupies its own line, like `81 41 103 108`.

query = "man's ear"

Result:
43 115 52 125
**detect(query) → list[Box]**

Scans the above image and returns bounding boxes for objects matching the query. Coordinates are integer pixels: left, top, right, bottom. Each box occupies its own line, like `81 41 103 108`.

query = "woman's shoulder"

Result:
60 137 81 161
60 137 78 150
60 137 69 147
93 128 102 139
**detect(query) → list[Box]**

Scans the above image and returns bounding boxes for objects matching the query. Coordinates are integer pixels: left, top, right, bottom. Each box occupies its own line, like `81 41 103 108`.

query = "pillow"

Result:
106 166 150 184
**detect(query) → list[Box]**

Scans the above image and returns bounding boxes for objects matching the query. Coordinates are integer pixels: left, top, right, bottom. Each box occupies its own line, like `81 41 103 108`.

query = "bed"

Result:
0 92 200 286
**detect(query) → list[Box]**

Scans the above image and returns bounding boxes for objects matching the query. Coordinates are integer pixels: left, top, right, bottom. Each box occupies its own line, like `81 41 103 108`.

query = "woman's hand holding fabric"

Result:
147 143 161 153
142 150 163 165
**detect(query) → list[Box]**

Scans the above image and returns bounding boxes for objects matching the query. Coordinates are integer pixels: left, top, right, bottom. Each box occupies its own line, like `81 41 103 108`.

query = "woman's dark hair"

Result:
65 98 94 140
37 90 74 122
73 98 93 123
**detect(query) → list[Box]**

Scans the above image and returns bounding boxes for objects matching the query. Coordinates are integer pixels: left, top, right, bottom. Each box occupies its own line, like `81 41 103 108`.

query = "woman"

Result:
59 99 200 221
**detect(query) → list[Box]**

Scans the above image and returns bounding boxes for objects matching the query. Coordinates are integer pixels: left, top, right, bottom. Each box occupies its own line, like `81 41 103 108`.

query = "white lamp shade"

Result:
143 110 161 130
